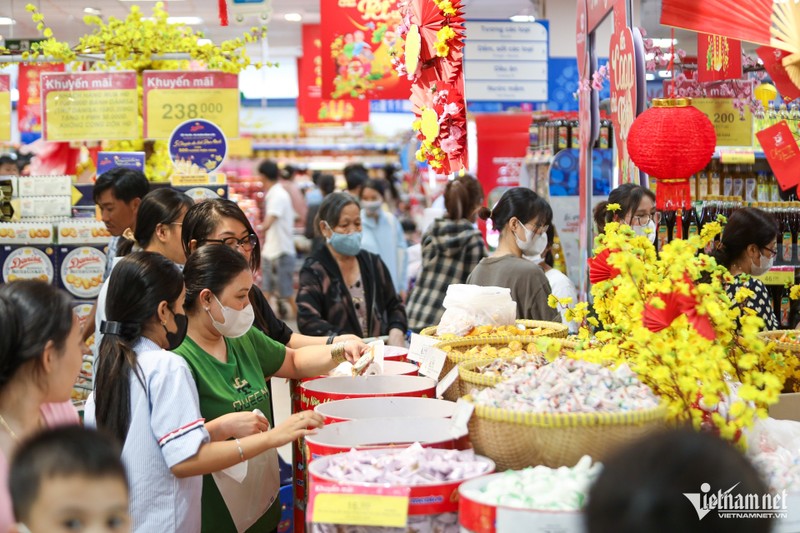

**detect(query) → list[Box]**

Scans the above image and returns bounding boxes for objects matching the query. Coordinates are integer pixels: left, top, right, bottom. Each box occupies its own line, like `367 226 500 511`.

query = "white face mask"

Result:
633 220 657 244
208 294 254 338
751 251 774 277
514 222 548 257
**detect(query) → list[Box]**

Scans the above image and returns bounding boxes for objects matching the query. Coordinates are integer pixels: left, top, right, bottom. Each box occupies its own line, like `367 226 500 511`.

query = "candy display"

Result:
473 354 548 379
460 456 601 511
442 339 538 361
471 357 660 414
430 324 561 339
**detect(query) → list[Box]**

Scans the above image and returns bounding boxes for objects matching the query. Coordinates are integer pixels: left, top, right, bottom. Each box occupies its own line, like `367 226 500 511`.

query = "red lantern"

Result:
627 98 716 211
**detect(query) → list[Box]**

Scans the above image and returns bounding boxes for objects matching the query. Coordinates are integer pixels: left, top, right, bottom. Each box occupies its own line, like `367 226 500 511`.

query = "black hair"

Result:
0 281 74 390
344 163 368 192
181 198 261 273
0 155 18 173
477 187 552 231
361 178 387 198
182 244 251 312
711 207 780 269
444 174 484 220
544 224 556 267
316 192 360 235
118 188 193 257
94 252 183 445
586 429 771 533
318 174 336 197
258 159 280 182
593 183 656 234
10 426 127 521
93 167 150 205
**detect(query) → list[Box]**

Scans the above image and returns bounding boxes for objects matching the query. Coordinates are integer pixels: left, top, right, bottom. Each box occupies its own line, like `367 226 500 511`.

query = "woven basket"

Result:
757 330 800 393
458 355 547 397
420 320 568 339
464 395 668 471
434 336 545 402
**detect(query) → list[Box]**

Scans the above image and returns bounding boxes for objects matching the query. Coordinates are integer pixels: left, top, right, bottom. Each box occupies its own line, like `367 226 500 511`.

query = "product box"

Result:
19 196 72 218
0 245 57 284
72 183 95 208
0 176 17 198
57 220 111 245
56 245 108 299
97 151 145 176
174 184 229 202
17 175 71 197
0 222 55 244
769 392 800 422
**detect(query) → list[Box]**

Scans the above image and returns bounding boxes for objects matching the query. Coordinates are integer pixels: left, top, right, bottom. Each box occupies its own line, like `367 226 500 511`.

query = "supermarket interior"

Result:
2 0 800 532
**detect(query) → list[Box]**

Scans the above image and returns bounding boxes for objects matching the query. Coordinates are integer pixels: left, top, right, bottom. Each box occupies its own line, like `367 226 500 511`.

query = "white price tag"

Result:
407 333 439 363
436 365 459 399
450 398 474 438
419 347 447 380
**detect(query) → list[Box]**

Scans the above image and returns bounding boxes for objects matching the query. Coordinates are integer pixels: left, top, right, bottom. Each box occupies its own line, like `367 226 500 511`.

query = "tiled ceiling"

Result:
1 0 539 57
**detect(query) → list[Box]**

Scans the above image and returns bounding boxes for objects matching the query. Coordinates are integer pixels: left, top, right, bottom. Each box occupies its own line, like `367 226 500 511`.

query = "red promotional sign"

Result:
756 120 800 191
17 63 64 140
319 0 411 100
697 34 742 82
299 24 370 124
756 46 800 102
0 74 10 142
609 22 637 183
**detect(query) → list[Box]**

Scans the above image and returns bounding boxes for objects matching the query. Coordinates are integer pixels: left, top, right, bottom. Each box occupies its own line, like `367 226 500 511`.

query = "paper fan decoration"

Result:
642 280 716 340
661 0 800 90
409 81 467 174
587 249 622 284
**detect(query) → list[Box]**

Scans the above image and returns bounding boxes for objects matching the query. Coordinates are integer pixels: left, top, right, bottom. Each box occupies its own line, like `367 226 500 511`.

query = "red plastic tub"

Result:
299 375 436 411
384 345 409 362
315 396 456 424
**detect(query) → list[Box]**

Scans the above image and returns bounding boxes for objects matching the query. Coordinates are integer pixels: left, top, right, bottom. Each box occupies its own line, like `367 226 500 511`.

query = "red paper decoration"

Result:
643 278 716 340
627 98 716 210
587 248 622 284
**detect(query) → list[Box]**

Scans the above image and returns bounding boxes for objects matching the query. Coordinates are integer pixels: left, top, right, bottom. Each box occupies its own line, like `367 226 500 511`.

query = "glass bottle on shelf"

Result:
557 118 569 152
660 199 677 246
732 165 745 199
708 162 722 197
683 203 700 238
696 167 708 201
722 164 733 197
757 171 770 202
598 120 611 149
779 203 793 265
570 119 580 149
770 174 782 202
744 165 757 202
780 284 792 328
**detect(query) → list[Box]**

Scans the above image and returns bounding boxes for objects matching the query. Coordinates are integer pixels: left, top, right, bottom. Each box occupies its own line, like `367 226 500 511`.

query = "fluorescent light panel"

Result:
510 15 536 22
284 13 303 22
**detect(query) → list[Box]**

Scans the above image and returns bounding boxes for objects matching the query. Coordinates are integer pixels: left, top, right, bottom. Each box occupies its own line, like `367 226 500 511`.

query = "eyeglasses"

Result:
762 245 778 257
202 234 258 252
632 213 662 226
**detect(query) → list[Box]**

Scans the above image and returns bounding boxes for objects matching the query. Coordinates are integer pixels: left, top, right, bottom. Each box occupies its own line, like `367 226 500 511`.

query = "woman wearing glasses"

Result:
468 188 561 322
181 199 362 349
593 183 660 241
711 206 781 330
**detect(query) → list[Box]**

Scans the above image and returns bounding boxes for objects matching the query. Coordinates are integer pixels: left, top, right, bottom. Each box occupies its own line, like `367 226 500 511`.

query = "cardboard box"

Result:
770 392 800 422
57 245 108 299
17 175 71 197
19 196 72 218
0 222 55 244
1 245 57 284
57 221 111 244
97 151 145 176
174 184 229 202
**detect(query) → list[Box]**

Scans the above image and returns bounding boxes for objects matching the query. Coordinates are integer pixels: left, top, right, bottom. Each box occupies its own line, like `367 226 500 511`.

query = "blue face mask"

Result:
325 222 362 256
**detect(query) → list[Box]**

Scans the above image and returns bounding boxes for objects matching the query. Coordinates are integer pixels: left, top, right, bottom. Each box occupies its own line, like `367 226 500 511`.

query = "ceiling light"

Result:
284 13 302 22
0 18 16 25
83 7 101 15
651 38 678 48
509 15 536 22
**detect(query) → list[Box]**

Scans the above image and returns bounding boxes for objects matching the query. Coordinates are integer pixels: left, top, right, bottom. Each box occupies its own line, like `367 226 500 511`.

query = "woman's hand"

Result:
270 411 324 447
211 411 271 440
342 340 368 364
387 328 406 347
334 333 362 344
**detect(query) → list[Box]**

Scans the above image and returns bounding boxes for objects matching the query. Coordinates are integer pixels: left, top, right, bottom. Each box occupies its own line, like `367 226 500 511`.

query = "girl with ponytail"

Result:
0 281 81 531
87 252 326 533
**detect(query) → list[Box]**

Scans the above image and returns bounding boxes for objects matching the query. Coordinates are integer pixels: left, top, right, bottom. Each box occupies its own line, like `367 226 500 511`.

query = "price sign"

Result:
407 333 439 363
0 74 9 141
143 71 239 140
41 72 138 141
693 98 752 147
718 149 756 165
310 483 409 528
756 267 795 286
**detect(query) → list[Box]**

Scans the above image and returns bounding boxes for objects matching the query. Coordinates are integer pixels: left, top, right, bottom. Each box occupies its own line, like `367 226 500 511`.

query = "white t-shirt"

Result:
85 337 209 533
262 183 297 260
545 267 579 334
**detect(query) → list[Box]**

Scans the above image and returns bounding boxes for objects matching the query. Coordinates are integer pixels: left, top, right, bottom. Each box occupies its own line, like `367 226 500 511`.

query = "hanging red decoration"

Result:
587 248 622 284
627 98 716 210
218 0 229 26
642 277 716 340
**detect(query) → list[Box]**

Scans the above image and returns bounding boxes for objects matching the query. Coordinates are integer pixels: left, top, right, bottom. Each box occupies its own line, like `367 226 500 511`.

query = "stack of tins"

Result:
292 375 437 533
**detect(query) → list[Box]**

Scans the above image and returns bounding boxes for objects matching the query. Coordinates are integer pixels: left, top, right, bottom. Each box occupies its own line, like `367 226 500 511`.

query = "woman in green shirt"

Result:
175 244 364 533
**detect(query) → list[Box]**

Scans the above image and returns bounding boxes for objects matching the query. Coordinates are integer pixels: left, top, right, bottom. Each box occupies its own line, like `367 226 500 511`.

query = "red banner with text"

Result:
299 24 370 124
18 63 64 143
319 0 411 100
697 34 742 82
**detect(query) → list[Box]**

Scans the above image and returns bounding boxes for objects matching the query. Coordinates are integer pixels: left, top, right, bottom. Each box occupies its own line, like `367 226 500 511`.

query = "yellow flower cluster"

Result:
433 0 458 17
19 2 266 181
558 219 786 447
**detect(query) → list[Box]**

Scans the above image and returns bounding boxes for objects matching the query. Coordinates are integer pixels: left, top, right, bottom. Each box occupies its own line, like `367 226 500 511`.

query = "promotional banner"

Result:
299 25 370 124
97 152 145 176
41 72 138 142
142 71 240 139
698 34 742 82
0 74 10 142
320 0 411 100
18 63 65 144
756 120 800 191
756 46 800 102
693 97 753 147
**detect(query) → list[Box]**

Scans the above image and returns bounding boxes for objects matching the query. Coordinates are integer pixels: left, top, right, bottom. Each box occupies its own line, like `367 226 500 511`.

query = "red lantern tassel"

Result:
218 0 229 26
655 177 692 211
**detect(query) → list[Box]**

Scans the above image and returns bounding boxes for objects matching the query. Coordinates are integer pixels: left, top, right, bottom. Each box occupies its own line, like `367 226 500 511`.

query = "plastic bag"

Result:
437 285 516 337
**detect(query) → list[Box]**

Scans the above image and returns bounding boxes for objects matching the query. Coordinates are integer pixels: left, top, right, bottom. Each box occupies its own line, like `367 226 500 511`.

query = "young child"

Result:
9 426 130 533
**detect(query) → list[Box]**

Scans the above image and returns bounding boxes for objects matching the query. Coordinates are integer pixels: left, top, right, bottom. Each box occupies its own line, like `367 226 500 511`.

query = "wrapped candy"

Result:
461 456 602 511
472 357 659 414
475 354 548 379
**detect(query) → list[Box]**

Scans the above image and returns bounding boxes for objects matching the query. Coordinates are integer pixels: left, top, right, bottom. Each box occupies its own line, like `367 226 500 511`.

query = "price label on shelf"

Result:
756 267 795 286
407 333 439 363
718 149 756 165
309 483 409 528
693 98 752 147
143 71 239 140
